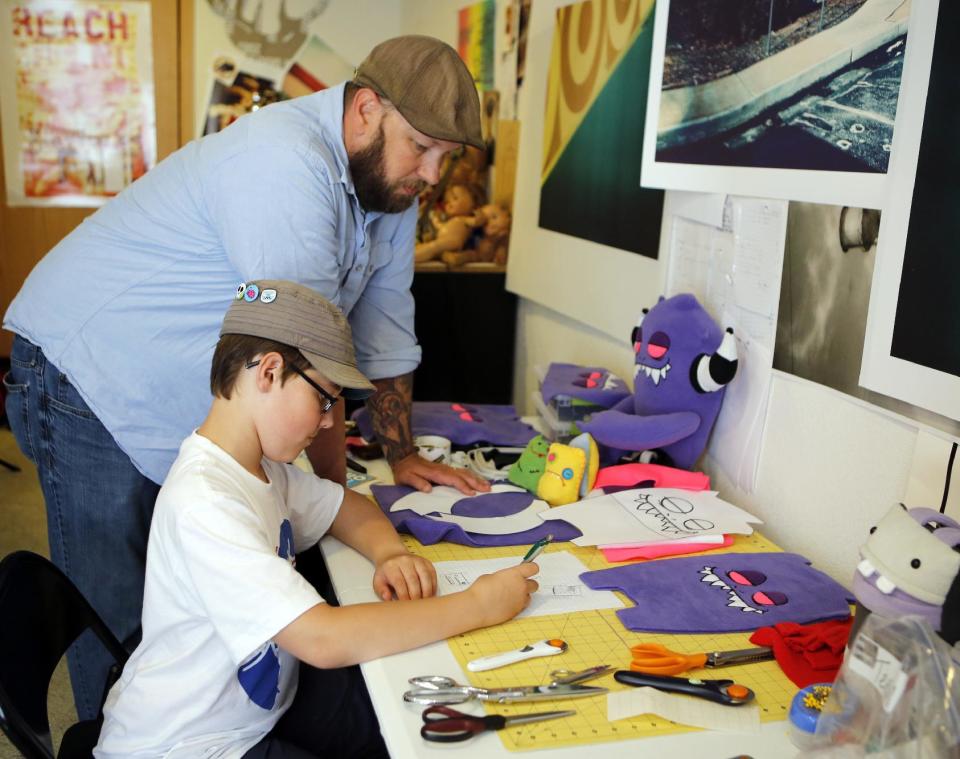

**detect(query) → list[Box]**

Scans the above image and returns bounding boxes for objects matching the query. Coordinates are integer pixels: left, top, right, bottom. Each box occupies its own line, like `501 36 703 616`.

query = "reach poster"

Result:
0 1 156 206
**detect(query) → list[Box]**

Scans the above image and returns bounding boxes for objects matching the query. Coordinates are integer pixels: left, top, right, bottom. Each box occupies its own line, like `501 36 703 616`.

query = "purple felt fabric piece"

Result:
540 363 630 407
578 294 730 470
371 484 582 547
352 403 538 447
580 553 854 633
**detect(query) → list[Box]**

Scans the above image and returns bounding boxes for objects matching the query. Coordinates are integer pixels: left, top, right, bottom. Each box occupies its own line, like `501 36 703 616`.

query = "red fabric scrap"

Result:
749 617 852 688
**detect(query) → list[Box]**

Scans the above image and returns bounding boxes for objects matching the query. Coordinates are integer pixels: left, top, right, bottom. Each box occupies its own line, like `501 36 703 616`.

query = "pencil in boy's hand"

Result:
521 534 553 563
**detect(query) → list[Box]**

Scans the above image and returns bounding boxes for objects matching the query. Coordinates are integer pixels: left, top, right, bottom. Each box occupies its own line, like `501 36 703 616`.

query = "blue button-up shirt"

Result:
4 84 421 483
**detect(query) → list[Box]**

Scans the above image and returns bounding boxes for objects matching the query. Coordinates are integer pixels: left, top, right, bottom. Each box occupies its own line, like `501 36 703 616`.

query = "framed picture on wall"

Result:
639 0 912 208
860 1 960 421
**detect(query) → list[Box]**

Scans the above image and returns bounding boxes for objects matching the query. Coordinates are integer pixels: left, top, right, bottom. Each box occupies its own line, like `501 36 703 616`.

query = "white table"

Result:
320 532 799 758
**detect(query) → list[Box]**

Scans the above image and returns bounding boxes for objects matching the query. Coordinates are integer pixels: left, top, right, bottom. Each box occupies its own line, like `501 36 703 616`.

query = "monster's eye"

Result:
869 526 877 534
727 570 766 586
562 468 574 480
647 331 670 359
752 591 788 606
911 558 921 569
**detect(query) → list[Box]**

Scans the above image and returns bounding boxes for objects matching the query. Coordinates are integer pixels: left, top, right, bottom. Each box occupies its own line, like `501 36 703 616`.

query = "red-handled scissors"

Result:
420 705 575 743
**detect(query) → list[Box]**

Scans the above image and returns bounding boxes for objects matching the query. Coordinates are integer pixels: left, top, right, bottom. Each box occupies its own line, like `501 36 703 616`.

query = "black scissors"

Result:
614 670 755 705
420 704 575 743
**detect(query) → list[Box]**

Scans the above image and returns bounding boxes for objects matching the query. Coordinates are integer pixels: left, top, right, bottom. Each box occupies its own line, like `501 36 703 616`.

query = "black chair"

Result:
0 551 128 758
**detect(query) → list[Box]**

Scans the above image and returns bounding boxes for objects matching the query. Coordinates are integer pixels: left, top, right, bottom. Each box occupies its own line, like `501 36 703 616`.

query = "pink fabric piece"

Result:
601 534 734 562
594 462 710 491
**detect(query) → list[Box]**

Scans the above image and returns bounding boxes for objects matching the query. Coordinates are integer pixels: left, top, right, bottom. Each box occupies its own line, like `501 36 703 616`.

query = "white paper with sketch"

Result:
432 552 623 618
540 489 761 547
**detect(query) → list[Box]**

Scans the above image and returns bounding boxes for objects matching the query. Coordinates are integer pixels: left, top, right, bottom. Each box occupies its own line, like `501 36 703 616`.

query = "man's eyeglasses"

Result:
246 359 339 414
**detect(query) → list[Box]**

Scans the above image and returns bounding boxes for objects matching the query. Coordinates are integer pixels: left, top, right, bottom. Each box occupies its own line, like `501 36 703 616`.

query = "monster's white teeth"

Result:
857 558 876 578
726 592 763 613
635 362 671 385
875 575 897 595
727 593 748 609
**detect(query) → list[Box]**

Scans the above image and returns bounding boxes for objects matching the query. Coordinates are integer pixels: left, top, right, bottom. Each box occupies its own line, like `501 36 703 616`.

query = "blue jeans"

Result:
3 335 160 721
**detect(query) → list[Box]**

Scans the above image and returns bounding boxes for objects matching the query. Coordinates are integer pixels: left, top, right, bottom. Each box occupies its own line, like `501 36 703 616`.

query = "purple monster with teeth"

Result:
579 293 738 469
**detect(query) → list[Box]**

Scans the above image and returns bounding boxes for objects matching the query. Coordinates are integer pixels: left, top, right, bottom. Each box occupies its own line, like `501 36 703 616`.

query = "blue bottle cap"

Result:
789 683 832 734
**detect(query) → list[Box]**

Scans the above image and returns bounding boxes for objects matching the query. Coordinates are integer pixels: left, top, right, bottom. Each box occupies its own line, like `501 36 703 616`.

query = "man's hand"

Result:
392 452 491 495
373 552 438 601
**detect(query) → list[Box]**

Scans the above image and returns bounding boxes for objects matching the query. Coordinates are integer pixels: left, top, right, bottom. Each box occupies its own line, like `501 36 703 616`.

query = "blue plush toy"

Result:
579 293 737 469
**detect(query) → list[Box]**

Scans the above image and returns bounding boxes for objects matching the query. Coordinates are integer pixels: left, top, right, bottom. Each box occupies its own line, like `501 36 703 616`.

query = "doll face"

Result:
483 205 511 236
443 185 475 216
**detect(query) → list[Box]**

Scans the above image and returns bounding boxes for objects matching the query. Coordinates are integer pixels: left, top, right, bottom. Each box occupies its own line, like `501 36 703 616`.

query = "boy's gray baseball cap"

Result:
222 280 375 400
354 35 484 150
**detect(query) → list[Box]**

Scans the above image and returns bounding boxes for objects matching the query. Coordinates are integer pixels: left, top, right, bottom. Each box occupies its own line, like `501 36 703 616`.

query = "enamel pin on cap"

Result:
242 283 260 302
260 288 277 303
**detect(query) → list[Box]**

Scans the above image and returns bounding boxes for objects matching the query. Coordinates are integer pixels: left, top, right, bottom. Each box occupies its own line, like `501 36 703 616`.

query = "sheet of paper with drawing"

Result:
540 488 761 546
433 552 623 618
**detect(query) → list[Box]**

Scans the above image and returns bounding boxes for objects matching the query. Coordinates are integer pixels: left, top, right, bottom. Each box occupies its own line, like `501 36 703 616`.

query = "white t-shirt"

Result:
95 433 344 759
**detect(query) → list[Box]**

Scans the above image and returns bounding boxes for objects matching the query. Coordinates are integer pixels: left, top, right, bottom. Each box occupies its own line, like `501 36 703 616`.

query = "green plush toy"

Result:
508 435 550 492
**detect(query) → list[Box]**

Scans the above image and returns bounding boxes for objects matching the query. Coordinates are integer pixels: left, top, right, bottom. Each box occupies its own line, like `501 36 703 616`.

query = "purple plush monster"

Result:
579 293 738 469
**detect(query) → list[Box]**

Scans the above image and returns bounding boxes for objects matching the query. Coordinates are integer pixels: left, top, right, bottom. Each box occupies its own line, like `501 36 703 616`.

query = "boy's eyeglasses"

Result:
245 360 339 414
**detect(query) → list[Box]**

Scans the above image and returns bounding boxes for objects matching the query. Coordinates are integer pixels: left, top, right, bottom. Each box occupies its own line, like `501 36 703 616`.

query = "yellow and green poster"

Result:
539 0 662 256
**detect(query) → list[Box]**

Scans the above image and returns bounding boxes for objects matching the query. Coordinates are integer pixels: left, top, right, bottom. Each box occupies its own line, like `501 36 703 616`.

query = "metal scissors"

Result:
615 670 756 706
629 643 773 676
420 704 575 742
403 675 607 705
548 664 615 686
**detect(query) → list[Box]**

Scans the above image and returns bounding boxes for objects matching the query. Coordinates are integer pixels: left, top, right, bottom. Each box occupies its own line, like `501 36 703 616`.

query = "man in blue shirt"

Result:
3 35 489 721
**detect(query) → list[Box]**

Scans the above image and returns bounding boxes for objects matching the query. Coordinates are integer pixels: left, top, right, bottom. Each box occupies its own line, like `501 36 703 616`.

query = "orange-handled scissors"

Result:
629 643 773 676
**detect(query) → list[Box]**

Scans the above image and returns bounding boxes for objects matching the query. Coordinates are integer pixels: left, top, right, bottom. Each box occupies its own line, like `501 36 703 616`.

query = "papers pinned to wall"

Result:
540 488 761 547
662 191 788 492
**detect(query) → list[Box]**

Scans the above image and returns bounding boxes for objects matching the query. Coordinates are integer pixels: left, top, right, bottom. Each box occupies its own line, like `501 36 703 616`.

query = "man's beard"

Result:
349 125 425 214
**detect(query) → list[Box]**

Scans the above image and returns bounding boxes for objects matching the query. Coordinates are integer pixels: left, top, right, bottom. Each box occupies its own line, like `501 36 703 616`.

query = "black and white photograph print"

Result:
640 0 915 208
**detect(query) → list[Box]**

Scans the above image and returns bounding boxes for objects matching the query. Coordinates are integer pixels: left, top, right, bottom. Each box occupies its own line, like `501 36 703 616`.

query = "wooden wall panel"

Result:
0 0 192 357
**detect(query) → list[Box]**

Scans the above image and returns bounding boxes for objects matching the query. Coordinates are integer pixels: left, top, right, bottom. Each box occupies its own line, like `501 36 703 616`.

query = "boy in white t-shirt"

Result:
95 280 539 759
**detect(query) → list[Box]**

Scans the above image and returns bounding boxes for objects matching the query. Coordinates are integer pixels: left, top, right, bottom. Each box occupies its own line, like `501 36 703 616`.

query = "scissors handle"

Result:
615 670 754 705
629 643 707 675
421 706 505 742
404 687 474 705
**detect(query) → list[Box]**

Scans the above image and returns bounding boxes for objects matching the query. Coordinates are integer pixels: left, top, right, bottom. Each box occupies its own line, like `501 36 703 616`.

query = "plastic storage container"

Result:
788 683 832 751
531 391 578 442
534 364 609 422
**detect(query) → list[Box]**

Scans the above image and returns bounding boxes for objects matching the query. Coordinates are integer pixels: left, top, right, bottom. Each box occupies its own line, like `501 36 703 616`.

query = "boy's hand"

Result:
469 562 540 627
373 552 438 601
391 453 490 495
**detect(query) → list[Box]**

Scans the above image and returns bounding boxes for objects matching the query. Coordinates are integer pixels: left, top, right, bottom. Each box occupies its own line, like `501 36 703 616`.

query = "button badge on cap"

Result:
260 288 277 303
243 284 260 302
235 282 246 300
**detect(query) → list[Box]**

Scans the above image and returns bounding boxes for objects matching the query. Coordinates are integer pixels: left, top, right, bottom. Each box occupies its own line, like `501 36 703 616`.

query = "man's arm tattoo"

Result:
366 373 415 465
